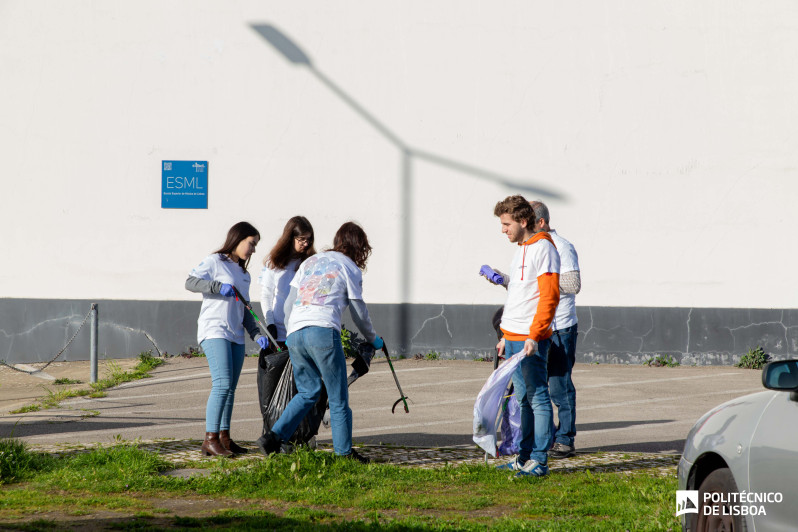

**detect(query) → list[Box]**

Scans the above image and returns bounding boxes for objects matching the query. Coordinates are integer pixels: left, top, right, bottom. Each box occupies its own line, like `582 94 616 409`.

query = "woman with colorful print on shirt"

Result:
256 222 382 463
258 216 316 351
185 221 269 457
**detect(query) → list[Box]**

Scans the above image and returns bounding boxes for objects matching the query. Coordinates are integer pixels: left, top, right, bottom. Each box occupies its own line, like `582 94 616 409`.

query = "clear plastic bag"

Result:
497 386 521 456
473 353 524 457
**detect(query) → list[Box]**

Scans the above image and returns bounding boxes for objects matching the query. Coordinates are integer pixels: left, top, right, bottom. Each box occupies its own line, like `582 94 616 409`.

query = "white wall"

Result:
2 1 797 308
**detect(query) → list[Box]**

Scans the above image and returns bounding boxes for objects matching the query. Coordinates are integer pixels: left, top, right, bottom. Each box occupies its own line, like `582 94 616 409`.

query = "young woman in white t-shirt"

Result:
258 216 316 350
185 221 269 457
256 222 383 463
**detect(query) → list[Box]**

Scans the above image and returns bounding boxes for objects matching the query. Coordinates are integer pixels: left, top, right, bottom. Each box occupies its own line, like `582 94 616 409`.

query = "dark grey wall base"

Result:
1 299 796 366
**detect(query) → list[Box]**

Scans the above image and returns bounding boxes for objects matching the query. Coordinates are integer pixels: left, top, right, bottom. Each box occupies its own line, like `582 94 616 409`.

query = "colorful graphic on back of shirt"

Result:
296 255 342 306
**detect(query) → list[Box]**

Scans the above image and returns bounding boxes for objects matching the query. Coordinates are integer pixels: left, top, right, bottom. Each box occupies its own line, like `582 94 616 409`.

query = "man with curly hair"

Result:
489 195 560 477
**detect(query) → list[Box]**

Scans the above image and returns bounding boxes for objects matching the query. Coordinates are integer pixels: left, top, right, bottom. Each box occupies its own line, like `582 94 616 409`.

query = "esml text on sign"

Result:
162 160 208 209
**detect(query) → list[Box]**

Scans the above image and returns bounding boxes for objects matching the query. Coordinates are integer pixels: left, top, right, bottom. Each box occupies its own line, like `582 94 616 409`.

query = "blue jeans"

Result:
548 324 578 447
272 326 352 455
201 338 246 433
508 338 553 465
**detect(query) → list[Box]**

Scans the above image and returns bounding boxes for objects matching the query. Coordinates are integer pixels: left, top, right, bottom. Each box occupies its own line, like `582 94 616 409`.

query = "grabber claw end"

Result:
392 397 410 414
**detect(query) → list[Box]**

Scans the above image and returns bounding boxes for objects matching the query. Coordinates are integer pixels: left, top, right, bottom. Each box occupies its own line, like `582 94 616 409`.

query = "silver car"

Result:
678 359 798 532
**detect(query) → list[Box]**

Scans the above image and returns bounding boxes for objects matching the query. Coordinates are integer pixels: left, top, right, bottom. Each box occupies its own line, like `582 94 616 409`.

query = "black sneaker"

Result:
548 442 575 459
343 449 370 464
256 431 282 456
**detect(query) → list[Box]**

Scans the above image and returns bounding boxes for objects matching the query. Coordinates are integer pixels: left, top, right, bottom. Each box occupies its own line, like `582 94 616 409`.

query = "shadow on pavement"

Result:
581 439 686 453
350 432 475 447
576 419 675 431
0 417 203 439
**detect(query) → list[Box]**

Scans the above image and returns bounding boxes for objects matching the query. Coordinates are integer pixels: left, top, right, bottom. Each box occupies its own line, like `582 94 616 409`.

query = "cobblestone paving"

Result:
28 439 678 476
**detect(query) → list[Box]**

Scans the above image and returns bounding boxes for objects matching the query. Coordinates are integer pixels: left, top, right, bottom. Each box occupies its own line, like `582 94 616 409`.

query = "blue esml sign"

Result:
162 160 208 209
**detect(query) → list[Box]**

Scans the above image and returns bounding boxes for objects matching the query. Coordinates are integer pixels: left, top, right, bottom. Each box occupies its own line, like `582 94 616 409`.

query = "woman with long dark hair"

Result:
257 222 382 462
186 221 269 457
258 216 316 349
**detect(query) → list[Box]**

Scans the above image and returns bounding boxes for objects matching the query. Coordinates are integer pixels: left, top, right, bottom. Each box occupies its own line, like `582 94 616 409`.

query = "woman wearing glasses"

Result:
259 216 316 350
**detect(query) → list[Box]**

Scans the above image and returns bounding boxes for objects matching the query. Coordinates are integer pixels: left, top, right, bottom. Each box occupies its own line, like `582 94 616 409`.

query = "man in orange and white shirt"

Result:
490 195 560 478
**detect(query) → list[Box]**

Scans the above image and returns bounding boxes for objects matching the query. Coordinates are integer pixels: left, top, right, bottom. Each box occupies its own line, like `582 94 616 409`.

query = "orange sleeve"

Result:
529 272 560 341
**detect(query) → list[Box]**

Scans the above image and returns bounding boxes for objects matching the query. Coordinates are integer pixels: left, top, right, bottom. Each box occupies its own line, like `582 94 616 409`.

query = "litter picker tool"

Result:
232 286 282 351
380 340 410 414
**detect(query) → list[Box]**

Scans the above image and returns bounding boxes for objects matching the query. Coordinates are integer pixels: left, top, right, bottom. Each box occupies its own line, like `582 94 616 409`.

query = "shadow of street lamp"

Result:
251 23 564 353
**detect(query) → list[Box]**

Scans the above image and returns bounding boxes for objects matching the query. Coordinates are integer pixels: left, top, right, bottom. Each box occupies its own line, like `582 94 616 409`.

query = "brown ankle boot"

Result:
220 430 248 455
201 432 233 457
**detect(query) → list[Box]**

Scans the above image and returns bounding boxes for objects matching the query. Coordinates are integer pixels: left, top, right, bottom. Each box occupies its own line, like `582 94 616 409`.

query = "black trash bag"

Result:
257 349 290 421
348 340 376 386
263 356 328 444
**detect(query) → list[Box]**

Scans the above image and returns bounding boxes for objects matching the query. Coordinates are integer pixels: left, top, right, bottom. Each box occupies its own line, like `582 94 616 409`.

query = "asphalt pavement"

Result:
0 356 764 454
0 357 763 453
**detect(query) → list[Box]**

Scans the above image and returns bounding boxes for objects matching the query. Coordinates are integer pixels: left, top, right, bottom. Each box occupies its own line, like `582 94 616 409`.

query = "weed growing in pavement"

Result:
41 386 92 409
736 346 770 369
179 346 204 358
643 354 680 367
53 378 81 385
425 352 440 360
9 404 41 414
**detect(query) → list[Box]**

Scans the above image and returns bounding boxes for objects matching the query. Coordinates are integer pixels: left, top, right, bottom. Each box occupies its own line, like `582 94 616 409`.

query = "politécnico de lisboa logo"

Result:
676 490 699 516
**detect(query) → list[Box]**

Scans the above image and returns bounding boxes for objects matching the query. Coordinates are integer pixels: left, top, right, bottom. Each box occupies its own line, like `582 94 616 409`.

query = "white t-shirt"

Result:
258 258 300 342
549 229 580 330
500 235 560 337
286 251 363 336
190 254 252 345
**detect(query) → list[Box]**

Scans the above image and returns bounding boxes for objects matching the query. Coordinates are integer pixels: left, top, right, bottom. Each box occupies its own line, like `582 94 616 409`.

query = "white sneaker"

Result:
514 459 548 478
495 456 525 471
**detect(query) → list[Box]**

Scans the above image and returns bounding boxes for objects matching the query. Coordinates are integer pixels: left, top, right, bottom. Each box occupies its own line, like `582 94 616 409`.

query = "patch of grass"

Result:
424 352 440 361
8 404 41 414
0 445 680 530
643 354 680 367
9 352 164 414
0 439 55 485
52 378 81 385
736 346 770 369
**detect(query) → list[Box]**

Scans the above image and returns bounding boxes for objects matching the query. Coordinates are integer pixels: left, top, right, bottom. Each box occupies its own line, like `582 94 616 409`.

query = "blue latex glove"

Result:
479 265 504 286
256 336 269 350
372 336 384 350
219 283 235 297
